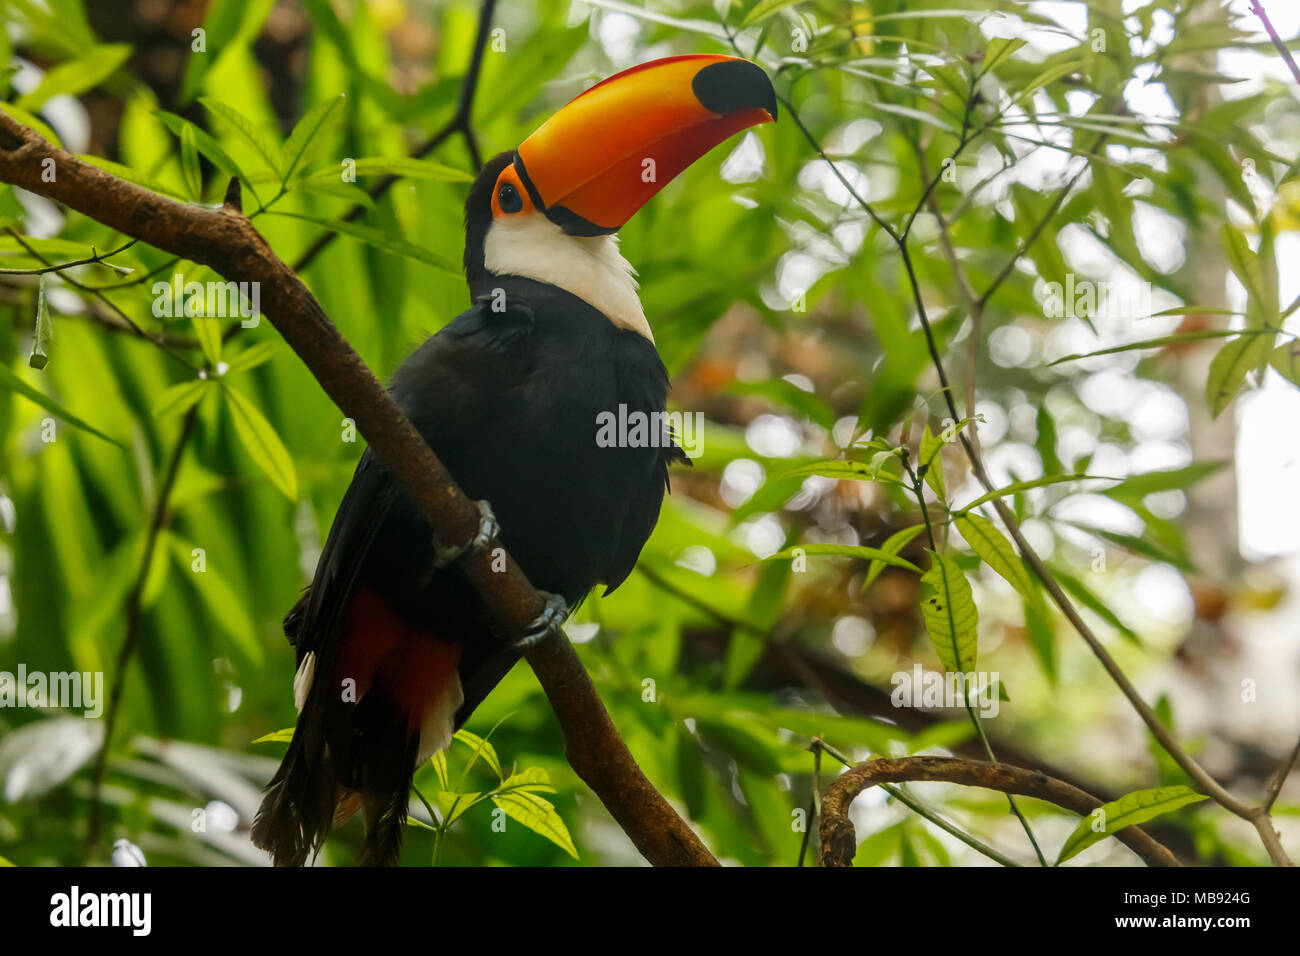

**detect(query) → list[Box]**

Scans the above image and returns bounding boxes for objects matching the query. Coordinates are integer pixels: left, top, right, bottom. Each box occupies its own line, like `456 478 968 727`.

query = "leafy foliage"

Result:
0 0 1295 867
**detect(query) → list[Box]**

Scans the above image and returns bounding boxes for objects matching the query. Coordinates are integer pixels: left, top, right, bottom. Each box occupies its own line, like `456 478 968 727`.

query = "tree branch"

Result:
819 756 1182 867
0 109 716 867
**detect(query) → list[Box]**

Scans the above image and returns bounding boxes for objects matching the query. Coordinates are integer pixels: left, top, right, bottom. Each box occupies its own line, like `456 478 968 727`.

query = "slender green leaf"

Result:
1206 332 1273 417
490 788 578 859
221 382 297 500
280 94 345 182
955 513 1036 601
920 551 978 674
956 474 1113 514
17 44 131 111
766 542 921 574
453 729 502 781
863 524 926 590
150 378 210 420
305 156 474 184
267 212 459 273
739 0 803 29
0 363 123 447
201 99 282 176
1056 786 1207 864
919 425 946 500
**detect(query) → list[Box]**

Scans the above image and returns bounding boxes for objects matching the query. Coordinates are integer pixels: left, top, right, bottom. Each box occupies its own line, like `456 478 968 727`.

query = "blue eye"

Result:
498 183 523 214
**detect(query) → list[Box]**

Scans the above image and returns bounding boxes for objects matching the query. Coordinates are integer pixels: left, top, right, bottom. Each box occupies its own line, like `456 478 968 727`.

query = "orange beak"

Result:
514 55 777 236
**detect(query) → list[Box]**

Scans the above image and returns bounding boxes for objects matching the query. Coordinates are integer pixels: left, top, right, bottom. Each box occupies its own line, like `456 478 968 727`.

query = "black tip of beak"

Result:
692 59 778 122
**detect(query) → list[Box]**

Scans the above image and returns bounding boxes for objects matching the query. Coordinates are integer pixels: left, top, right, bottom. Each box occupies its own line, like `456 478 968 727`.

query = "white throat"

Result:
482 215 652 343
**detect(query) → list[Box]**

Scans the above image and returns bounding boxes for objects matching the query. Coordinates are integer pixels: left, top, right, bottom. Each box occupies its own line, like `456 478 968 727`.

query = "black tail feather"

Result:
250 712 338 867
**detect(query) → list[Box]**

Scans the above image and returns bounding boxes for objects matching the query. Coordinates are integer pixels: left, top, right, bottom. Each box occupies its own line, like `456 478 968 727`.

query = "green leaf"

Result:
29 276 52 369
1052 567 1140 645
980 37 1027 76
266 212 460 273
155 110 245 180
280 94 345 183
436 790 482 825
0 184 25 229
0 363 124 447
785 458 907 488
920 551 978 674
150 378 210 420
179 122 203 200
0 102 63 147
252 727 294 744
1206 332 1273 417
201 98 282 177
490 788 578 859
168 536 261 664
956 474 1113 514
918 425 946 500
1022 595 1056 682
221 383 297 500
766 542 921 573
739 0 803 29
305 156 474 184
728 378 835 431
429 751 450 791
299 180 376 209
76 155 184 199
955 513 1036 601
1056 786 1207 864
17 44 132 111
1271 339 1300 388
453 729 502 781
863 524 925 590
222 341 279 376
192 317 223 367
1047 328 1267 365
1101 462 1227 504
1220 224 1276 327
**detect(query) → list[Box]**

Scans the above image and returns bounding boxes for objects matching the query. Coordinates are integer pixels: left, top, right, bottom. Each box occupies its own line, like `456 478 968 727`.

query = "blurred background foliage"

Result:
1 0 1299 867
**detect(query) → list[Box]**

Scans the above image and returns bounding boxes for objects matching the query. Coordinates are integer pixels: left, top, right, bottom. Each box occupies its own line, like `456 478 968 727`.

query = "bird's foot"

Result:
433 499 500 568
515 592 568 649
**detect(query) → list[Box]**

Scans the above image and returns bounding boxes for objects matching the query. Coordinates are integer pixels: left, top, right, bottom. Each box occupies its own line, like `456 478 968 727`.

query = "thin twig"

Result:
899 448 1048 866
0 237 137 274
5 227 196 371
1264 733 1300 812
816 740 1020 867
819 756 1182 867
1251 0 1300 88
85 403 199 851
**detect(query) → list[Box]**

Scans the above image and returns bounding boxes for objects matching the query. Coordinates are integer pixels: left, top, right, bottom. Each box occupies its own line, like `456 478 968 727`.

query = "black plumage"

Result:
252 156 684 866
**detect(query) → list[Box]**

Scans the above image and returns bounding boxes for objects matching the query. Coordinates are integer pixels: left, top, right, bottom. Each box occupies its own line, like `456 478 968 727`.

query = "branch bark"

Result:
819 756 1182 868
0 109 717 867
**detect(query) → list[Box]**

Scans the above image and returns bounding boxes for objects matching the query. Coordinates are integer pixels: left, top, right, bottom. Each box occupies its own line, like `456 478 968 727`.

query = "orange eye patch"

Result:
491 164 536 219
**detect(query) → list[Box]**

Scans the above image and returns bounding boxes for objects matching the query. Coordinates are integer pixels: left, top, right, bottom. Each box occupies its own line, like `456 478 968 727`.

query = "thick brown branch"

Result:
819 756 1182 868
0 109 717 867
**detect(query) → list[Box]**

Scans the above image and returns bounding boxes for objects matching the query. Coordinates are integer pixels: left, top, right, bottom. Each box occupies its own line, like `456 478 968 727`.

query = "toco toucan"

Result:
251 54 777 866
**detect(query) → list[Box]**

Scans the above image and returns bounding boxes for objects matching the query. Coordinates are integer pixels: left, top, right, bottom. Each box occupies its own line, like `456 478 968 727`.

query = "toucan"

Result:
251 54 777 866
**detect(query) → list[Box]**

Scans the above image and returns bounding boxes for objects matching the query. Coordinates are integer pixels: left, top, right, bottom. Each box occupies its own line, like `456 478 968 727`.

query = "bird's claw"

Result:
516 592 568 649
433 499 500 568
